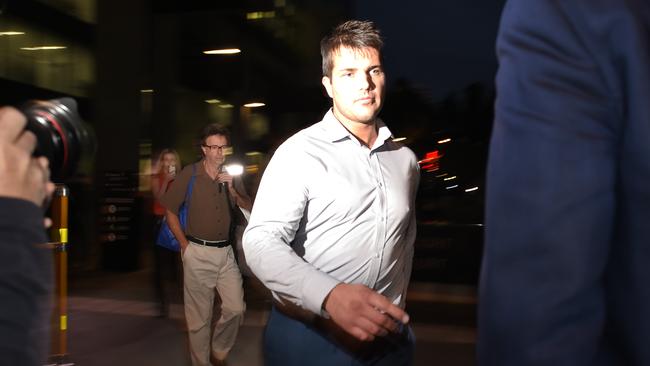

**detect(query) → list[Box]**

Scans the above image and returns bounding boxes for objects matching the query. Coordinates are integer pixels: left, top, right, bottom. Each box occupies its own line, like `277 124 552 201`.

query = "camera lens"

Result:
21 98 95 181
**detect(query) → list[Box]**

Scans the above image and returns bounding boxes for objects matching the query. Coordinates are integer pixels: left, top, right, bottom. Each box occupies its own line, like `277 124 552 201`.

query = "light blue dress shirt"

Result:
243 109 419 315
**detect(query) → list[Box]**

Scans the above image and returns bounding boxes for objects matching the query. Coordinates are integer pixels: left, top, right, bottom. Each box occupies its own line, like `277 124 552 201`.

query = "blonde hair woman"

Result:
151 148 181 318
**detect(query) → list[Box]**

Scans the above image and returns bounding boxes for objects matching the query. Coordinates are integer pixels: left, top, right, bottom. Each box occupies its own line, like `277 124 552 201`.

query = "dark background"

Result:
0 0 506 280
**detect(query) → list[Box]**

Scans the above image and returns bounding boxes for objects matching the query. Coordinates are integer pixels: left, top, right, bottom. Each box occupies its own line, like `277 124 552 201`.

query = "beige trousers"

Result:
182 242 245 366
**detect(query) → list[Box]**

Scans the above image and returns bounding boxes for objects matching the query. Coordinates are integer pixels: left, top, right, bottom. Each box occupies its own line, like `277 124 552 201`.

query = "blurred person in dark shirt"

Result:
0 106 55 365
479 0 650 365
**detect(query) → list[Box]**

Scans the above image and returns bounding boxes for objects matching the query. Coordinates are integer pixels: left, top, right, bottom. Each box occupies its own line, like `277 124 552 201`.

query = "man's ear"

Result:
322 76 333 98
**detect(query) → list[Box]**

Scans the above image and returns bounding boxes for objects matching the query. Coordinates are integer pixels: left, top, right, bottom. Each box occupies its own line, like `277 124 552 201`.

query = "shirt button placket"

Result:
373 153 387 287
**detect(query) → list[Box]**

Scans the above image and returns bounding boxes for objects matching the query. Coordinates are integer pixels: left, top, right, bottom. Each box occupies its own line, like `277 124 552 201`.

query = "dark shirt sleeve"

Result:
0 197 52 366
478 0 649 364
159 164 192 215
233 176 249 201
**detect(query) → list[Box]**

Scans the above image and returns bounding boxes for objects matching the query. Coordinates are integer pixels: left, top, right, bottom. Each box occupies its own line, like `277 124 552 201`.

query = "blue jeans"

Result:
264 306 415 366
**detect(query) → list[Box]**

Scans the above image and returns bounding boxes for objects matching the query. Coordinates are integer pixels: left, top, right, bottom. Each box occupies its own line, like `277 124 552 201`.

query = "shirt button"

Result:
375 254 380 259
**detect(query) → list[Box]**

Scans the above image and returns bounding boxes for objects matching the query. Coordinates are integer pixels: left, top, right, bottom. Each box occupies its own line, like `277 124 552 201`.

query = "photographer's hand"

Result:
0 107 55 207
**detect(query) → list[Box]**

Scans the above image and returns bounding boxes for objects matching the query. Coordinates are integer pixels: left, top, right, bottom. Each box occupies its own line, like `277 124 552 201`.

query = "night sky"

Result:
354 0 507 101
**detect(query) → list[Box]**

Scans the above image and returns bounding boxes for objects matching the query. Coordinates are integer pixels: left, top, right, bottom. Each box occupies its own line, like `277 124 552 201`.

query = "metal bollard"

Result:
46 184 74 366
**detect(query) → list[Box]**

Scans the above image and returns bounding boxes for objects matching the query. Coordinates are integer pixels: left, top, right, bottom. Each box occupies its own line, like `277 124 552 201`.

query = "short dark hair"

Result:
320 20 384 78
199 123 230 146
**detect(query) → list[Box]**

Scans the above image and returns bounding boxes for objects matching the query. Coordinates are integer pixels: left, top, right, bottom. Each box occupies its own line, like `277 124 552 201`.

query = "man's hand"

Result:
179 238 189 253
217 172 252 211
323 283 409 342
0 107 54 206
217 172 233 186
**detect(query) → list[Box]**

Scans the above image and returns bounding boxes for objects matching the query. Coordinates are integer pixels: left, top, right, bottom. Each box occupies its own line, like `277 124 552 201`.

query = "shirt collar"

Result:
196 160 210 177
322 108 394 150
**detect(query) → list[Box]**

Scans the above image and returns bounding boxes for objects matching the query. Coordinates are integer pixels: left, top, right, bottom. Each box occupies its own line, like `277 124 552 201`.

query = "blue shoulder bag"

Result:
155 164 196 252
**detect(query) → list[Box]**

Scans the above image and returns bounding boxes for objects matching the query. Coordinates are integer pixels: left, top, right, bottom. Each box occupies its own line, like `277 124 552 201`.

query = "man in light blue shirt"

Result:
243 20 419 365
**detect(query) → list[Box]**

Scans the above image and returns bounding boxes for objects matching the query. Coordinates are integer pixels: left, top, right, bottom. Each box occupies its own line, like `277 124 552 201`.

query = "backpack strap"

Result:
181 164 197 227
184 164 197 203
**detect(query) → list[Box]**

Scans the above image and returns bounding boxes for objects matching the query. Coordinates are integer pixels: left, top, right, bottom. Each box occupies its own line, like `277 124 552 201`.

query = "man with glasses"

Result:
161 123 251 366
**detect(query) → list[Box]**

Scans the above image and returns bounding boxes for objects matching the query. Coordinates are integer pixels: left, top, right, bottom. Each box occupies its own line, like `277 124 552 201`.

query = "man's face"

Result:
322 46 385 126
201 134 229 168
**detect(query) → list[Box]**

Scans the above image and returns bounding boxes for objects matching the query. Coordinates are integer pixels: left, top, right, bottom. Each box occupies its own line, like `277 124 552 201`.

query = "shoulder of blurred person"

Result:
0 197 52 366
0 106 53 366
479 0 650 364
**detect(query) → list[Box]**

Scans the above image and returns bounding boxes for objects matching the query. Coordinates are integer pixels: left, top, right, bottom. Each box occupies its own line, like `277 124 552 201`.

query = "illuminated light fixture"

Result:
203 48 241 55
0 31 25 36
436 173 448 178
392 137 407 142
443 176 457 181
205 99 221 104
246 151 262 157
246 11 276 20
140 89 154 93
243 102 265 108
219 104 234 109
437 138 452 144
465 187 479 192
445 185 459 190
20 46 66 50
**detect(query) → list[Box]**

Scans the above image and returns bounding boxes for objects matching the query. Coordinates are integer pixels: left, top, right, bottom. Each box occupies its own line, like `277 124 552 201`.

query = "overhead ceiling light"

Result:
203 48 241 55
205 99 221 104
219 104 234 109
246 11 276 20
140 89 154 93
392 137 407 142
243 102 265 108
20 46 66 51
437 138 452 144
0 31 25 36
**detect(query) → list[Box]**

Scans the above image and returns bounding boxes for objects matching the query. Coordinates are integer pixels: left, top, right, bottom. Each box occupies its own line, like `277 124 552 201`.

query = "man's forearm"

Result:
165 210 188 248
234 192 252 212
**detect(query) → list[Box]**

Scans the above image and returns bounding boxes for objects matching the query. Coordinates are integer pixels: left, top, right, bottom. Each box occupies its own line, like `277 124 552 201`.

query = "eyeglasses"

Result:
203 144 232 154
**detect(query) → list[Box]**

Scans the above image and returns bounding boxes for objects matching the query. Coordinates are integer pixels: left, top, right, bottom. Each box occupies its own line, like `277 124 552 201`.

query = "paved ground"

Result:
52 265 476 365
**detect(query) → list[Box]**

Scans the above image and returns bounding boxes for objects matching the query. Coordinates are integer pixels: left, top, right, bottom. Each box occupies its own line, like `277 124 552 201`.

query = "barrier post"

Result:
47 184 73 366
